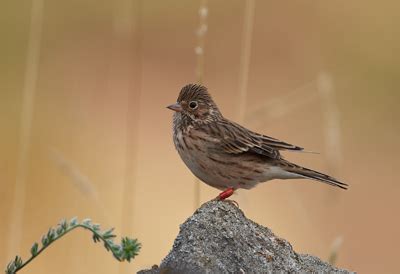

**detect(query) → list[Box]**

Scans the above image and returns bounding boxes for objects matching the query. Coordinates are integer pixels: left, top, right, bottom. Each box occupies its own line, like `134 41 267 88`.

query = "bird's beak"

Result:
167 102 183 112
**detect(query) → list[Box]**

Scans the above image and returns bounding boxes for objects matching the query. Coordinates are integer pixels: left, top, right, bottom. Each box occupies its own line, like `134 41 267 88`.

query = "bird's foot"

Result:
213 188 239 207
222 199 240 208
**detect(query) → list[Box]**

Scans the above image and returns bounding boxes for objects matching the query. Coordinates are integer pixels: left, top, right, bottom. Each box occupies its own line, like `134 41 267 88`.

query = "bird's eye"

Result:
189 101 198 109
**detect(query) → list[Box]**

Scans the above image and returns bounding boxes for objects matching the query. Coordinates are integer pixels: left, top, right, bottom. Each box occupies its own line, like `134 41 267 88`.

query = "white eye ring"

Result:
189 101 198 109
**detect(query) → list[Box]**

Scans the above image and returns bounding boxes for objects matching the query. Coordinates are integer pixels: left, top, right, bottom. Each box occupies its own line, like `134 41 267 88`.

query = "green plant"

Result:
5 217 140 274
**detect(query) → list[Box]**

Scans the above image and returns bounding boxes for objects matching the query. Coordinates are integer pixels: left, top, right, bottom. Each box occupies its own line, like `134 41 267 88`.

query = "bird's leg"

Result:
212 188 239 207
217 187 235 200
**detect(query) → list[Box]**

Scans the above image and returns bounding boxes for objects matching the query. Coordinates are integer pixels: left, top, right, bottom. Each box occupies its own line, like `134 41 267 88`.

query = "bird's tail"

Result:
281 160 348 190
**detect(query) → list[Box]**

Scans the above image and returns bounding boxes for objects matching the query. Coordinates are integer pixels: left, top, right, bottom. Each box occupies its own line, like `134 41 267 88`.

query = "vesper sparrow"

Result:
167 84 348 200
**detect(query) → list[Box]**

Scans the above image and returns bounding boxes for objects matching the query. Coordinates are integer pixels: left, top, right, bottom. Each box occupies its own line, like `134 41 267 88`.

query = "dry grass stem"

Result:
237 0 256 123
245 79 317 121
49 148 99 199
48 148 110 222
328 236 343 265
115 1 143 273
193 0 208 208
250 88 319 129
317 72 342 176
7 0 44 261
195 0 208 84
234 0 256 206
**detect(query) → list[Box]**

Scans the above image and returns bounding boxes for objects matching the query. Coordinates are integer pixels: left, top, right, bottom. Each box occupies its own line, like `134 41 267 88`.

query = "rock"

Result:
138 200 351 273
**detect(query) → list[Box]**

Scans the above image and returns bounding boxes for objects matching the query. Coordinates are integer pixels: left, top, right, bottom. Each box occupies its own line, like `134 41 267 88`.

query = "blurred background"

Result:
1 0 399 273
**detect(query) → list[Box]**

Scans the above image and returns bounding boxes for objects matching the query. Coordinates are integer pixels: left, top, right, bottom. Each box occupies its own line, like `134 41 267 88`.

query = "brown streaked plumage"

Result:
167 84 348 199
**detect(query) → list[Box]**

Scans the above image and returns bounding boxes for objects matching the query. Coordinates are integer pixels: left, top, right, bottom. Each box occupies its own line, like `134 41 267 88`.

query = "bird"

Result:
167 84 348 200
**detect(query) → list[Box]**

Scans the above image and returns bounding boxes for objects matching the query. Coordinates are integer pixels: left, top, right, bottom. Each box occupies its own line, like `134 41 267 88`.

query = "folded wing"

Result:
209 120 303 159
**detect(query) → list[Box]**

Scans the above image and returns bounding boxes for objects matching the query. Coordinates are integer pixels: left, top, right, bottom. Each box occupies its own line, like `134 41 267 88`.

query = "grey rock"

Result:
138 200 351 273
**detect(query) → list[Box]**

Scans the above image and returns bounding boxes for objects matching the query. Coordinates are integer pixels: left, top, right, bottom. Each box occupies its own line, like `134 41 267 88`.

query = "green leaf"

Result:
5 256 23 274
41 235 49 246
60 219 68 230
14 256 23 268
30 242 39 256
47 228 56 242
102 228 115 239
69 217 78 227
120 237 141 262
82 218 92 226
56 225 64 235
6 261 16 274
92 223 101 232
92 234 100 243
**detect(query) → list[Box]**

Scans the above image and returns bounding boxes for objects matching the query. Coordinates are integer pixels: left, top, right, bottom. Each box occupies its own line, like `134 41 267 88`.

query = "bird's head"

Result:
167 84 221 124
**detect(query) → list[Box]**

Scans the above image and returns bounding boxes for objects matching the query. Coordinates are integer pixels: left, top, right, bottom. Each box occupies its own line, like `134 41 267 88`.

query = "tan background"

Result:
1 0 399 273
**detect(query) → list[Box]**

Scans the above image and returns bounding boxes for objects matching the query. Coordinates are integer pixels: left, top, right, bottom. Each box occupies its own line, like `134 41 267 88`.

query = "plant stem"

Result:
13 224 119 273
193 0 208 209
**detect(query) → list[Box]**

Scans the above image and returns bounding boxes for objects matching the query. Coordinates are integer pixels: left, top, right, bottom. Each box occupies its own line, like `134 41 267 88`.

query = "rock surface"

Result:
139 200 351 273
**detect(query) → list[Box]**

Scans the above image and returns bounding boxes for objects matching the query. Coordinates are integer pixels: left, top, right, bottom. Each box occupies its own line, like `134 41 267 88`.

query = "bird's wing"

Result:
204 120 303 159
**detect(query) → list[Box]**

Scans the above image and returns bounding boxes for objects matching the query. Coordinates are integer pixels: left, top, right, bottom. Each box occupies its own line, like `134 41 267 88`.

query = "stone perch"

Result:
139 200 351 273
